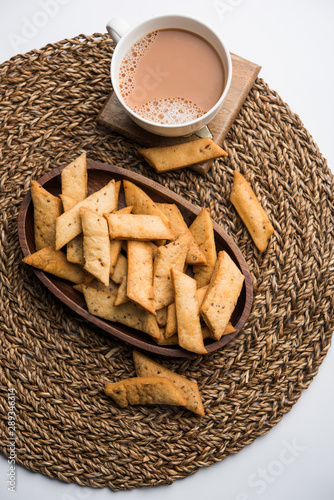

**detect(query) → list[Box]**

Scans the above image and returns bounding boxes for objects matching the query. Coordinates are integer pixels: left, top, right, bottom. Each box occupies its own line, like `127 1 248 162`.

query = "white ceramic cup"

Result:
106 15 232 137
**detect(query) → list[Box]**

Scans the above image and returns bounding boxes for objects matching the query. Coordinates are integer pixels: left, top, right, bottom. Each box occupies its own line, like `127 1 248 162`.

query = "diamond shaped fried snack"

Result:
171 269 207 355
80 208 110 286
105 213 173 241
22 246 86 284
165 285 208 338
30 180 62 251
127 241 155 314
200 251 244 340
105 376 187 408
56 179 117 250
138 137 228 172
61 152 88 202
230 170 274 253
133 349 205 415
190 208 217 288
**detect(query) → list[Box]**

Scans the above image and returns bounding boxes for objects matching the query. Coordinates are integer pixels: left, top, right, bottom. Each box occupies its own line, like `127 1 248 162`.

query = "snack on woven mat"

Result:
127 240 155 314
138 137 228 172
23 153 249 354
104 349 205 414
104 376 187 408
61 151 87 202
230 170 274 253
133 349 205 415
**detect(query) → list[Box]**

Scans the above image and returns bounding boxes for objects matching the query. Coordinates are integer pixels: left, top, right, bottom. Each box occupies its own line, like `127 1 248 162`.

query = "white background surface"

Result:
0 1 333 499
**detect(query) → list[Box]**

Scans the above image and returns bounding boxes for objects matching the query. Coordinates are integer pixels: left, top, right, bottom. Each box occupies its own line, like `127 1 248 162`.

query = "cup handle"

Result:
106 17 130 43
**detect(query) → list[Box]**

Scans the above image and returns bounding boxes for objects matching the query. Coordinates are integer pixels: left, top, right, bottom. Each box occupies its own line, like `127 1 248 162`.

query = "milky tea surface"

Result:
118 29 225 125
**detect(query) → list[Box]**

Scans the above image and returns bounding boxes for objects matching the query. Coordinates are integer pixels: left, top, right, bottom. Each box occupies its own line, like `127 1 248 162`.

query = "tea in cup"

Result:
107 15 232 137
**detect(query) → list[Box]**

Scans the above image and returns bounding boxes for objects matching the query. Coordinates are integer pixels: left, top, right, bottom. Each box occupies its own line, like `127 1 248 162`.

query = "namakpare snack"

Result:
230 170 274 253
30 180 62 251
200 251 244 340
105 376 187 408
138 137 228 172
133 349 205 415
23 153 248 356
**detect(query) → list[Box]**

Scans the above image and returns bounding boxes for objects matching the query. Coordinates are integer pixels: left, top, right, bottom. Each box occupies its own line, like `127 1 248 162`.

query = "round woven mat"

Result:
0 34 333 491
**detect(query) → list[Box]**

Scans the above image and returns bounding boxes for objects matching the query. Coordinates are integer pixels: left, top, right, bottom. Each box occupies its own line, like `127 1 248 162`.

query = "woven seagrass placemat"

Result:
0 34 333 491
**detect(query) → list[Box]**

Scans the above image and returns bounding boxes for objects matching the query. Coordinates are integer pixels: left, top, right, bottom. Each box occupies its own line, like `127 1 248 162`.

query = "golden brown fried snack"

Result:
60 194 85 266
82 280 160 339
190 208 217 288
165 285 208 338
155 307 168 327
56 179 117 250
200 251 244 340
61 152 87 202
133 350 205 415
114 275 129 306
30 180 62 250
104 376 187 408
123 180 171 229
110 253 127 284
80 208 110 286
105 214 174 241
202 322 235 339
230 170 274 253
109 206 133 275
22 246 86 284
138 137 228 172
171 269 207 355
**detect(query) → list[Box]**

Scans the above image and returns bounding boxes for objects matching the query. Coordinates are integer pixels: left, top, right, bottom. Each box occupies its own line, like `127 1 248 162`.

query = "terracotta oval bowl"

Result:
18 161 253 358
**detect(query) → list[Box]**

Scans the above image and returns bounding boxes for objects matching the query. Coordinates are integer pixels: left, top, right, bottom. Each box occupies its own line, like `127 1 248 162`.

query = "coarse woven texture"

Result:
0 33 333 490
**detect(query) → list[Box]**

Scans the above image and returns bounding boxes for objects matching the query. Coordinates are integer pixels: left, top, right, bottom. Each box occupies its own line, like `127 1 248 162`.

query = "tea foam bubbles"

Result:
119 32 157 100
132 97 205 125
